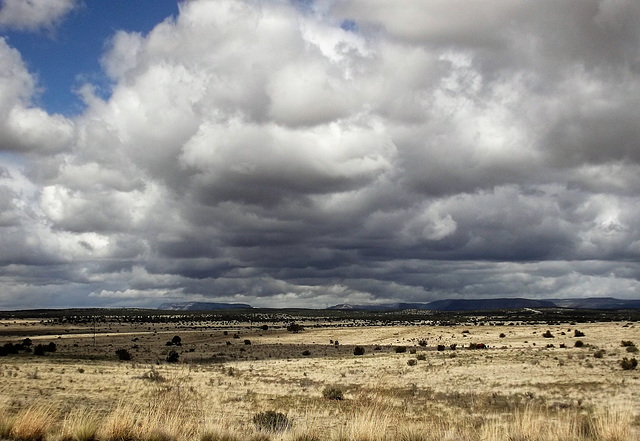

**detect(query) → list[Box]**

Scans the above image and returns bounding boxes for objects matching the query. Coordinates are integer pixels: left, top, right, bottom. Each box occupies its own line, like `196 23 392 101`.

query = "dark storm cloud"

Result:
1 0 640 308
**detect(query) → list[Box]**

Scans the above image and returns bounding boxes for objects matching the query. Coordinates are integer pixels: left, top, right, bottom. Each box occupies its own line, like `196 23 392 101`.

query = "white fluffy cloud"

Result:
0 0 77 31
0 39 74 153
2 0 640 308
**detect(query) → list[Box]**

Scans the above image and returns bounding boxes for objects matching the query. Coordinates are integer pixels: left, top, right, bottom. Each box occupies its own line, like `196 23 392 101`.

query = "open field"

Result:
0 310 639 441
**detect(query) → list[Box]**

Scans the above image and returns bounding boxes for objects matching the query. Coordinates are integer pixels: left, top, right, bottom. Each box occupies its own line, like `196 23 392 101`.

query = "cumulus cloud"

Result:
0 0 77 32
0 39 74 153
2 0 640 308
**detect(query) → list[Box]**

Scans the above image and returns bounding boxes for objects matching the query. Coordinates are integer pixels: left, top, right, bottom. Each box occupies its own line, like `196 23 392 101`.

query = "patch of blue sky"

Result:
340 19 358 33
1 0 179 116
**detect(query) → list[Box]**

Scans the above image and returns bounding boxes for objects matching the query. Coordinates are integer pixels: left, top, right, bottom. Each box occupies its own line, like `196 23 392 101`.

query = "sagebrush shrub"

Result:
287 323 304 333
395 346 407 353
353 346 365 356
252 411 289 432
322 387 344 400
620 357 638 370
115 349 131 361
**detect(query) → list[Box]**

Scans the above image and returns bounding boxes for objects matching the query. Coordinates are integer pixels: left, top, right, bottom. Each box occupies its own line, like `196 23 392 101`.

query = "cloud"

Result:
2 0 640 308
0 39 74 153
0 0 78 32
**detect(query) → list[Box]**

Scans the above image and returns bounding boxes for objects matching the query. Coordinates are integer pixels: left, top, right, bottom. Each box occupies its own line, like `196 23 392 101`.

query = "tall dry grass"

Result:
0 394 635 441
60 407 100 441
9 405 56 441
588 406 633 441
0 407 15 439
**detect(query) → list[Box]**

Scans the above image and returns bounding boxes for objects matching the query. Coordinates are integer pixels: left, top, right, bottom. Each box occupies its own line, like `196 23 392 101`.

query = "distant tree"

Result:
116 349 131 361
287 323 304 333
166 350 179 363
171 335 182 346
353 346 365 356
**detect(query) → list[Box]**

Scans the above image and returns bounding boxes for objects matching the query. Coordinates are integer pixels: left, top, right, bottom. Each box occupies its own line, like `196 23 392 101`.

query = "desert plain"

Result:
0 309 639 441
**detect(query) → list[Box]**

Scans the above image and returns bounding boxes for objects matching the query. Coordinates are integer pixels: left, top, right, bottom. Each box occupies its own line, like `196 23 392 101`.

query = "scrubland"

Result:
0 314 639 441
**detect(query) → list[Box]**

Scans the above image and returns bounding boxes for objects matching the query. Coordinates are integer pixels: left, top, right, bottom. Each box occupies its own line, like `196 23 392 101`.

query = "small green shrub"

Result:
593 349 605 359
574 340 584 348
620 357 638 370
287 323 304 333
141 368 165 382
322 387 344 400
252 411 289 432
115 349 131 361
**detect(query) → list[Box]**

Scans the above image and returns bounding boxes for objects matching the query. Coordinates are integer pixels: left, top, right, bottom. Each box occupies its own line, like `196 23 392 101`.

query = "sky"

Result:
1 0 640 310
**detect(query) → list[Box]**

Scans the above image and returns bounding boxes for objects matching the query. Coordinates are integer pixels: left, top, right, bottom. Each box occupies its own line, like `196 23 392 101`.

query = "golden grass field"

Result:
0 316 639 441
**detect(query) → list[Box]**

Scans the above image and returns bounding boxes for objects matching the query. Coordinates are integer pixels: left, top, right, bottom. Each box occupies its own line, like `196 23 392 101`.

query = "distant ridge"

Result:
426 298 556 311
549 297 640 309
328 297 640 311
158 302 252 311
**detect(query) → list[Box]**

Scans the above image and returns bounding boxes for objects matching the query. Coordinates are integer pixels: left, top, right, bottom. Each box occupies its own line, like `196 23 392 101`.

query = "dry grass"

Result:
589 406 633 441
0 408 15 439
9 405 56 441
60 407 100 441
98 403 139 441
0 320 638 441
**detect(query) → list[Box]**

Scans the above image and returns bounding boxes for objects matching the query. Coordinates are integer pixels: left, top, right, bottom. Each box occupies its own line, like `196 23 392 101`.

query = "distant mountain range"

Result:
327 297 640 311
158 297 640 312
158 302 252 311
